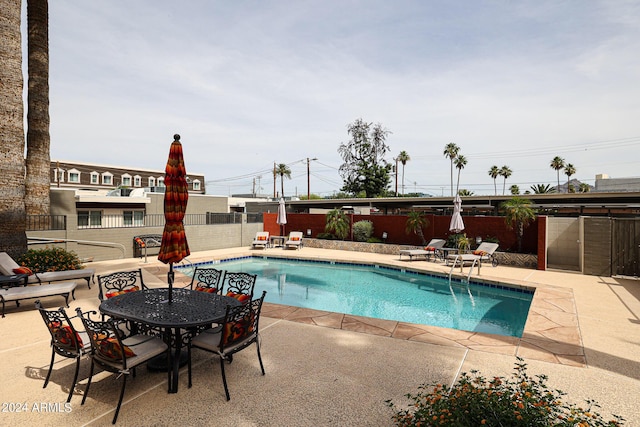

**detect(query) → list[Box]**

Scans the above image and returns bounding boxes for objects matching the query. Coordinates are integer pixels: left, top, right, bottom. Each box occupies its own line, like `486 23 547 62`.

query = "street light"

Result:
307 157 318 200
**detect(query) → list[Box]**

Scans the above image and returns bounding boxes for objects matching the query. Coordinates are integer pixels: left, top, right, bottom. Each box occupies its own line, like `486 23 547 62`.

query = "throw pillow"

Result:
222 313 255 346
473 250 488 256
226 291 250 304
98 337 136 361
195 286 218 293
105 285 140 299
13 266 33 275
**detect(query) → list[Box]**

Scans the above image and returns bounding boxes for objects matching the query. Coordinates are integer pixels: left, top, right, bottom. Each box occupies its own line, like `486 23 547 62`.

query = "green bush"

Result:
17 247 84 273
367 237 383 243
387 357 624 426
316 232 337 240
353 220 374 242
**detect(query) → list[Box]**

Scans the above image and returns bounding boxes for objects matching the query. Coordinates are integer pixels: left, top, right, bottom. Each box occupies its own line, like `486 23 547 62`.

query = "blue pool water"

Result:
181 257 533 337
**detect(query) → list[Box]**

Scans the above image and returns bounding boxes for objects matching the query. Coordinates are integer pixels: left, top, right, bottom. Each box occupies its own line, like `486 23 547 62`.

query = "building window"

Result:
102 172 113 185
90 172 99 184
192 179 201 191
123 210 144 226
53 168 65 183
157 177 165 187
121 174 132 187
78 211 102 228
68 169 80 183
134 175 142 187
149 177 156 187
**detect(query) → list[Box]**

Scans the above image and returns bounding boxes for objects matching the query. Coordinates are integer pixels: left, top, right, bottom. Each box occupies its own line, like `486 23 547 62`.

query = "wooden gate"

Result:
612 218 640 277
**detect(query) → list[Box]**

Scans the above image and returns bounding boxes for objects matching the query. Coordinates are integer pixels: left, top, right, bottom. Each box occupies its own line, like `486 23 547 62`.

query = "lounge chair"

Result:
252 231 270 249
284 231 304 250
399 239 446 261
471 242 500 266
0 252 95 288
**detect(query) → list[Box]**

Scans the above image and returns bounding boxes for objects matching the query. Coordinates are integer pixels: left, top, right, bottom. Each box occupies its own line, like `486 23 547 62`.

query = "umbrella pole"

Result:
168 263 174 304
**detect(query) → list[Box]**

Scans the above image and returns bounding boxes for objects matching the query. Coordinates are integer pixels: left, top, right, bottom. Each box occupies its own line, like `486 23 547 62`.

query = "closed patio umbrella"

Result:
158 134 190 303
449 194 465 233
276 198 287 237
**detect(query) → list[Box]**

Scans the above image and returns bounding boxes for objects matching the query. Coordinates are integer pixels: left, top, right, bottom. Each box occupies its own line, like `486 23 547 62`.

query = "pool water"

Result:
181 257 533 337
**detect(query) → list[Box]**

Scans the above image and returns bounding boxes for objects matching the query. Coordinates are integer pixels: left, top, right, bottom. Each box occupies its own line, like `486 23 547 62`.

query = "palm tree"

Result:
510 184 520 195
454 155 467 196
443 143 460 197
405 211 429 245
550 156 565 192
579 183 590 193
530 184 556 194
275 163 291 198
25 0 51 218
0 0 28 258
564 163 576 193
397 151 410 195
499 165 512 195
458 189 474 196
501 197 536 253
325 209 350 240
488 165 499 196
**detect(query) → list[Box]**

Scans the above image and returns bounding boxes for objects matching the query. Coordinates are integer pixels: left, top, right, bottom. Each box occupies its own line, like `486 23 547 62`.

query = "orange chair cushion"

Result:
226 291 251 304
48 321 83 349
290 237 300 241
257 236 267 241
98 337 136 361
473 250 488 256
424 246 436 251
222 313 255 346
105 285 140 299
195 286 218 293
13 266 33 275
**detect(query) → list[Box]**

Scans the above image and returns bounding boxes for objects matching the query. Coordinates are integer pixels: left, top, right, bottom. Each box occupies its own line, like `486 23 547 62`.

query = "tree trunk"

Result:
0 0 28 257
25 0 51 219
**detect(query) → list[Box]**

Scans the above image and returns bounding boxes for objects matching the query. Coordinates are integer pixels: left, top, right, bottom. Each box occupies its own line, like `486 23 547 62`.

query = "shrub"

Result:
353 220 374 242
17 247 84 273
386 357 624 426
316 232 336 240
367 237 383 243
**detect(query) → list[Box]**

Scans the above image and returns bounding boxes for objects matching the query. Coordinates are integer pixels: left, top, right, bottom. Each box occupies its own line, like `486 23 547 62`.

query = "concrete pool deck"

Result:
1 246 638 425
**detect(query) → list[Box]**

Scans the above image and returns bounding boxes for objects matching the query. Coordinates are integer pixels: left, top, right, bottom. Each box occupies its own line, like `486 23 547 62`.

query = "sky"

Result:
24 0 640 197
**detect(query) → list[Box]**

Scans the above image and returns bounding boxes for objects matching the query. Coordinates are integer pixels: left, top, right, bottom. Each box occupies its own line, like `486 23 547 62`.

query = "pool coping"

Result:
177 251 585 367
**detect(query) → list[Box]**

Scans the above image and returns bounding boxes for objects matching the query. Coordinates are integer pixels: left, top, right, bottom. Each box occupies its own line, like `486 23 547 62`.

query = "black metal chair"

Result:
75 308 168 424
97 269 147 301
187 291 267 400
189 266 225 294
35 300 90 403
220 271 257 304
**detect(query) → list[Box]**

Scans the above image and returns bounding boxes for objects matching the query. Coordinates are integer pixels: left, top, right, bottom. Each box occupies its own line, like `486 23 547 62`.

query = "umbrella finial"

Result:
173 134 181 141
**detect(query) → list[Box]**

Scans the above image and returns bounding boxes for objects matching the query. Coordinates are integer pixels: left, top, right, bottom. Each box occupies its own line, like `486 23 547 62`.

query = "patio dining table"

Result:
99 287 240 393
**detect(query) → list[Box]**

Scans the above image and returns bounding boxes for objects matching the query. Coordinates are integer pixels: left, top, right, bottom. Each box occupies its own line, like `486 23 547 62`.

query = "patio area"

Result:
1 246 638 426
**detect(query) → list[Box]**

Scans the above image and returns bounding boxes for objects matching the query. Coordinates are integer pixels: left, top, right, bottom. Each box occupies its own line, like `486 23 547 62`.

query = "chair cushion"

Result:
424 246 436 251
290 237 300 241
257 236 267 241
222 313 255 346
13 266 33 275
48 321 83 349
98 337 136 361
226 291 250 304
105 285 140 299
473 250 488 256
195 286 218 293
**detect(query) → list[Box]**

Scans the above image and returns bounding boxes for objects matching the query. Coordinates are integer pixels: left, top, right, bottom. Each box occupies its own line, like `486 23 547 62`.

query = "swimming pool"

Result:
180 257 533 337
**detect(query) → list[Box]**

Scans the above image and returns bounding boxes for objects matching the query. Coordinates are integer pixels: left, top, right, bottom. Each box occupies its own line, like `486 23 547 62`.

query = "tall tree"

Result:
275 163 291 198
338 118 392 198
454 155 467 196
579 182 590 193
325 209 350 240
443 143 460 197
550 156 565 192
510 184 520 195
499 165 512 195
564 163 576 193
501 197 536 253
397 150 410 195
25 0 51 218
488 165 499 196
405 211 429 245
0 0 28 258
530 183 555 194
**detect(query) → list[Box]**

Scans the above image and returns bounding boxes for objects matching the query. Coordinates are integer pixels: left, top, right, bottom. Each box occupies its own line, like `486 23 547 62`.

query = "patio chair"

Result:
189 266 224 294
399 239 446 261
75 308 168 424
187 290 267 400
97 269 149 334
35 301 91 403
284 231 304 250
0 251 95 288
251 231 270 249
471 242 500 267
221 271 257 304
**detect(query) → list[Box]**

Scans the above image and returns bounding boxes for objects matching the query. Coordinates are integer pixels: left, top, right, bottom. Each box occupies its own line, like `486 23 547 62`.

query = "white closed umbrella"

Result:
449 194 465 233
276 198 287 236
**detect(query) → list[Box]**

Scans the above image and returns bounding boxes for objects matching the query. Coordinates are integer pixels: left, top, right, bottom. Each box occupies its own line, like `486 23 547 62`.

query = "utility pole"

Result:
307 157 317 200
273 162 276 199
394 157 398 197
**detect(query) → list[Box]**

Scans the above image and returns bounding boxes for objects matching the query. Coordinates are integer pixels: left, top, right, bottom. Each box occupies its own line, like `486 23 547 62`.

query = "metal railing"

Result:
26 212 263 231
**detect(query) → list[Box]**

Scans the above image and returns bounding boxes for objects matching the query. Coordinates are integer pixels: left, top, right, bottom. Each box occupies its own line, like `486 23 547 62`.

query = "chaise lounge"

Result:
0 252 95 288
399 239 446 261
